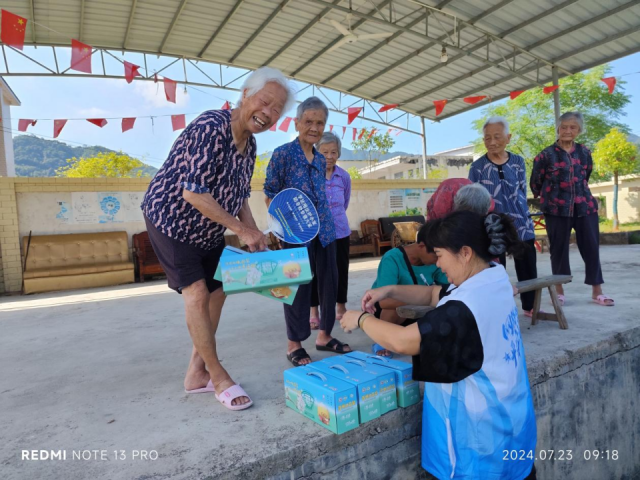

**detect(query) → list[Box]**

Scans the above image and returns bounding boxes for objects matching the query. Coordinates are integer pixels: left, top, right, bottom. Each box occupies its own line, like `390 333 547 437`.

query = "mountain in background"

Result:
339 146 412 161
629 133 640 146
13 135 158 177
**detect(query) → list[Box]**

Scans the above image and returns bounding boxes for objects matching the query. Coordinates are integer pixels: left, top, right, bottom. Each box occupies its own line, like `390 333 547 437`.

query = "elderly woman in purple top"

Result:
141 67 295 411
309 131 352 329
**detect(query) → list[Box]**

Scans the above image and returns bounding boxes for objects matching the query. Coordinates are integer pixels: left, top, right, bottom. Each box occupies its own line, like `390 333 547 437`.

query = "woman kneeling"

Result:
340 211 537 480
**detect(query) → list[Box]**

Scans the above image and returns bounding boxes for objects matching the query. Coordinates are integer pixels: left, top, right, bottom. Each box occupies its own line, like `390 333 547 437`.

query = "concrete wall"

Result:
0 177 441 294
591 175 640 223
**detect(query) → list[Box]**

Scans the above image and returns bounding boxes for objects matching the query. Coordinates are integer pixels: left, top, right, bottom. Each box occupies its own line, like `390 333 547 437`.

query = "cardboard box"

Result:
214 246 311 304
283 365 359 434
320 356 398 415
310 362 381 423
346 351 420 408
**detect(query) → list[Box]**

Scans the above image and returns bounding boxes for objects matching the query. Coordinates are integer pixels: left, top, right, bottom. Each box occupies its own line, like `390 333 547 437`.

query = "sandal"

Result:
214 384 253 411
316 338 351 354
372 343 394 358
557 294 565 306
287 348 311 367
593 294 614 306
310 317 320 330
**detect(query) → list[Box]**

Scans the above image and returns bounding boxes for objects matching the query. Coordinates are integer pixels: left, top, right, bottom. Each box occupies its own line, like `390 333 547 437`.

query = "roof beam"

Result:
419 23 640 117
123 0 138 49
29 0 36 43
229 0 292 63
407 0 640 109
350 0 521 92
199 0 245 58
290 0 394 77
263 0 341 66
79 0 86 42
159 0 190 53
320 10 429 85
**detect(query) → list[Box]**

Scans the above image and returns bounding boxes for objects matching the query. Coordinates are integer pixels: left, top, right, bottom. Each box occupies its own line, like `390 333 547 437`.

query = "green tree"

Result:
346 166 362 179
592 128 638 231
351 128 395 169
471 64 631 176
56 151 149 178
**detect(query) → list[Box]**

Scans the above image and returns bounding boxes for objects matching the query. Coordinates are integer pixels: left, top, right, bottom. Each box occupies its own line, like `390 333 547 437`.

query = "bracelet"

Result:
358 312 371 329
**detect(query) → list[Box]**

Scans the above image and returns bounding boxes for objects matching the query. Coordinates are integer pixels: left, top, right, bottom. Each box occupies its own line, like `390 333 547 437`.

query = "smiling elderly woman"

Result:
264 97 351 368
530 111 613 307
141 66 295 411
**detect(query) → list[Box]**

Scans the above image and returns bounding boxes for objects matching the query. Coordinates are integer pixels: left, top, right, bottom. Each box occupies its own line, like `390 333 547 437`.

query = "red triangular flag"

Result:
70 39 92 73
122 117 136 133
53 120 67 138
124 61 141 84
342 126 346 139
269 122 277 131
601 77 616 94
222 101 231 110
510 90 526 100
367 128 377 139
352 128 357 141
87 118 108 128
329 125 333 132
1 9 27 50
379 104 398 113
153 73 158 83
171 114 186 131
358 128 366 140
543 85 559 94
395 129 402 136
387 128 394 134
463 96 487 105
18 119 36 132
278 117 292 132
347 107 362 125
433 100 447 116
164 77 177 103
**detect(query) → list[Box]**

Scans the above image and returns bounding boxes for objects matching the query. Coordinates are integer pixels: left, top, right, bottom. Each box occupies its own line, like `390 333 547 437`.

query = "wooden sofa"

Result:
22 231 135 294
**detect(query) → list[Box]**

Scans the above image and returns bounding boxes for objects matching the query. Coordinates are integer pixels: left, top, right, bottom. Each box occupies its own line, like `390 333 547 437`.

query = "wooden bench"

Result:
396 274 573 329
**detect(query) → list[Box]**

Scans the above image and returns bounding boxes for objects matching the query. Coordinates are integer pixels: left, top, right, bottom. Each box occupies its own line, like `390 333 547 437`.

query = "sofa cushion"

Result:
23 261 134 279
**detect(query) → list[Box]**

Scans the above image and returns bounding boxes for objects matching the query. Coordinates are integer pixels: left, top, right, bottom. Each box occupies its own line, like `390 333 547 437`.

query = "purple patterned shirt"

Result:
326 165 352 240
141 109 256 250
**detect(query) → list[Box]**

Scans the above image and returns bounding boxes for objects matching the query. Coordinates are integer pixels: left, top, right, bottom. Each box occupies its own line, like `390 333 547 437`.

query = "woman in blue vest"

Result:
340 211 537 480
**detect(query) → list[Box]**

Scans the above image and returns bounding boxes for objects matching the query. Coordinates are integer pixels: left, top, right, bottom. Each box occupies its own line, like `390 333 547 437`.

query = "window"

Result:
394 172 404 179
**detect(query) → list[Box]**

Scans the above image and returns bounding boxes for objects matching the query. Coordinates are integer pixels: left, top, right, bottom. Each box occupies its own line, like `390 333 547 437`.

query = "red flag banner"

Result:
278 117 293 132
1 9 27 50
18 119 36 132
395 129 402 136
153 73 159 83
601 77 616 94
53 120 67 138
269 122 277 131
347 107 362 125
352 128 357 141
164 77 177 103
222 101 231 110
124 61 141 84
543 85 559 94
171 114 186 131
122 117 136 133
463 96 487 105
367 128 377 139
433 99 447 116
379 103 398 113
510 90 526 100
70 39 93 73
342 126 346 139
87 118 108 128
358 128 366 140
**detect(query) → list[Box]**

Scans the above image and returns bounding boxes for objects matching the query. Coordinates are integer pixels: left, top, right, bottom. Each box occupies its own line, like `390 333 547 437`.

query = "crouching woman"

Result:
340 210 537 480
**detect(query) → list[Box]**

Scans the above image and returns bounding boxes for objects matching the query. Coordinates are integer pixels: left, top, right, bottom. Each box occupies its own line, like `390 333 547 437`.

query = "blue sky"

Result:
5 48 639 169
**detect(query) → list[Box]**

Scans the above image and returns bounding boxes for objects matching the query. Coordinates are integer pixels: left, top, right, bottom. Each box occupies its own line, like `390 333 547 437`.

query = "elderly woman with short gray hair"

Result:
309 131 352 330
531 111 613 307
264 97 352 368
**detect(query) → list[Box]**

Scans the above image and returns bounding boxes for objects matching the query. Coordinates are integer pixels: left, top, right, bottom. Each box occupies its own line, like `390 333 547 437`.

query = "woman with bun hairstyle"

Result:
340 211 538 480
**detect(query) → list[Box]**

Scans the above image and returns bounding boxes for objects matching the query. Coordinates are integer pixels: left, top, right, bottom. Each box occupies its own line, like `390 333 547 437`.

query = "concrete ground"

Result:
1 245 638 480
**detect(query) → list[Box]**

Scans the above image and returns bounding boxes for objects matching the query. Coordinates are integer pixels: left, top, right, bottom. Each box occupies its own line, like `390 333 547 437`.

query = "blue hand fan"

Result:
266 188 320 244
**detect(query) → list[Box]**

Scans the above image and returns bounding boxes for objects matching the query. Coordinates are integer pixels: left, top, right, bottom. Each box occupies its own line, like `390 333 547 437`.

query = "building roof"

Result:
0 77 21 106
4 0 639 120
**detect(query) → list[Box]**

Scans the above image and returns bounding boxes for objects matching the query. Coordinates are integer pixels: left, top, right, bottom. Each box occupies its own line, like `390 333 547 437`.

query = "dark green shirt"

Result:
372 247 449 289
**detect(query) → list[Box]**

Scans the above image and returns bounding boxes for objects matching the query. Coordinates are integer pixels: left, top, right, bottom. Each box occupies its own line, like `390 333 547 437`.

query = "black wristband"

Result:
357 312 369 329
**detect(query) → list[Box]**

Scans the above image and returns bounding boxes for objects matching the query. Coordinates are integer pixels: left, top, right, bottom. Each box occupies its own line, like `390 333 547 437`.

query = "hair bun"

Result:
484 213 507 256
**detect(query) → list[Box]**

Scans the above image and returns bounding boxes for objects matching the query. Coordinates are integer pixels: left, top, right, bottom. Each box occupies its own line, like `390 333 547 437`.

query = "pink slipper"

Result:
215 384 253 411
310 317 320 330
557 294 565 306
593 294 614 306
185 380 215 394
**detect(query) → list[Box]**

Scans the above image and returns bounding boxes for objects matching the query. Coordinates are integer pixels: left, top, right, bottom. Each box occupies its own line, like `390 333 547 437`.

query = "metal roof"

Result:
3 0 640 121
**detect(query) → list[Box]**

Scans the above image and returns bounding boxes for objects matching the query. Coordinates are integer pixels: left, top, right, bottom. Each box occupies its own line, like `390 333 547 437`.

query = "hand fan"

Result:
265 188 319 244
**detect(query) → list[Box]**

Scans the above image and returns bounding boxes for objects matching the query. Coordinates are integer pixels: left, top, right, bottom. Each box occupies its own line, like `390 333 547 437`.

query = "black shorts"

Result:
144 216 224 294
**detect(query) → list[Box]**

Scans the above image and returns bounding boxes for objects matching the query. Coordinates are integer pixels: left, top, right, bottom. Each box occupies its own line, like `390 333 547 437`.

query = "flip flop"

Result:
287 347 311 367
310 317 320 330
316 338 350 354
185 379 215 394
214 384 253 411
593 294 614 306
372 343 394 358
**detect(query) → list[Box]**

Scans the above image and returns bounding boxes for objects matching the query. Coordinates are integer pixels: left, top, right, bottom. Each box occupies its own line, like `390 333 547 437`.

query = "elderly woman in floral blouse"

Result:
531 111 613 307
264 97 352 368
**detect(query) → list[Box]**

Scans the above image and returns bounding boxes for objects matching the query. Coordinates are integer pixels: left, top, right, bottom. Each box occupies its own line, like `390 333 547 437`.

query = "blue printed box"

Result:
319 356 398 415
346 351 420 408
284 366 359 435
310 361 381 423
